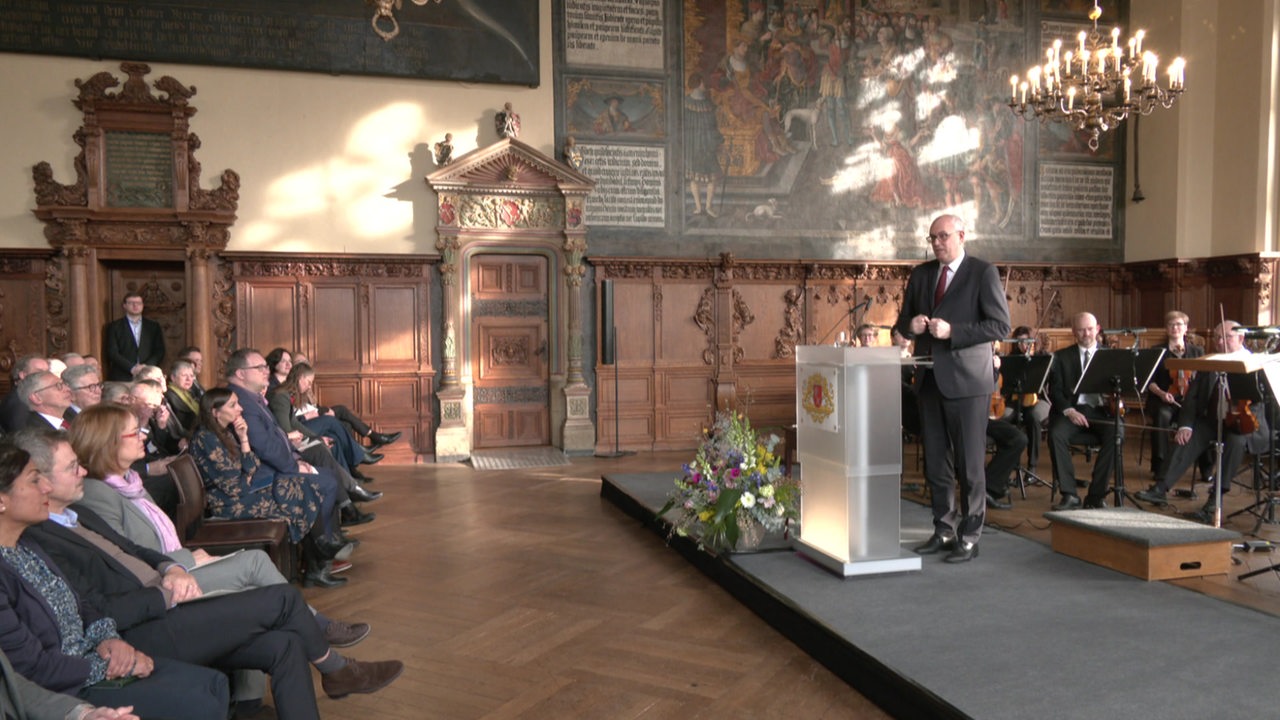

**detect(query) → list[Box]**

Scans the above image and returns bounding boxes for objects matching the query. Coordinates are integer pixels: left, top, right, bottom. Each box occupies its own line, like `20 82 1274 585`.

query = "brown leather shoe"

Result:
324 620 371 648
321 658 404 699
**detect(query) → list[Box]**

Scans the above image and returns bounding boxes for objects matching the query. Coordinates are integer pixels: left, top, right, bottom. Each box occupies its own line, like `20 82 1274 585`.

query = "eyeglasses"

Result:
71 382 104 392
121 428 142 439
243 364 269 372
33 381 67 394
926 231 956 243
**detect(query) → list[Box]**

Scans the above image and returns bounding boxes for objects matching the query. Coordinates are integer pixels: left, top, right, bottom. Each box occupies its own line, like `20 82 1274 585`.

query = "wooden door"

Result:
105 262 187 370
470 255 550 448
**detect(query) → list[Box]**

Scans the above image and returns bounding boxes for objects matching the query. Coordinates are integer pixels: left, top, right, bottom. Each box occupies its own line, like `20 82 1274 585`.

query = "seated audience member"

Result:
855 324 878 347
270 363 382 474
1 355 50 434
175 346 206 400
1047 312 1119 510
99 383 133 407
15 372 73 432
60 353 86 369
227 350 378 526
129 366 165 394
21 444 404 716
164 360 199 434
0 644 144 720
192 389 350 587
266 348 400 452
81 356 101 373
0 441 229 720
63 364 103 419
1144 310 1205 477
19 425 369 650
1137 321 1271 522
129 381 184 455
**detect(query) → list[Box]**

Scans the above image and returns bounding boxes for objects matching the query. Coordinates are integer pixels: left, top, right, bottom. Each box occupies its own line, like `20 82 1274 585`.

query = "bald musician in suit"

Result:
895 214 1011 563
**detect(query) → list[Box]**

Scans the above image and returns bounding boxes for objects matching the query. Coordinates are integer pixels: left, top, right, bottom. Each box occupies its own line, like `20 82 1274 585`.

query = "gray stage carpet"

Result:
605 472 1280 720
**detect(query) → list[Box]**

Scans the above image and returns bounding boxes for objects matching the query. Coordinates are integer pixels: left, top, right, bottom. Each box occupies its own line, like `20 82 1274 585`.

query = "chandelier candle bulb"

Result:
1135 29 1145 56
1079 30 1087 55
1067 85 1076 110
1010 75 1019 100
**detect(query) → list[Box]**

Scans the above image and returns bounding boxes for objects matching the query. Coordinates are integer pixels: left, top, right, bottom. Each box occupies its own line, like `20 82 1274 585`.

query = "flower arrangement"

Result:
658 411 800 553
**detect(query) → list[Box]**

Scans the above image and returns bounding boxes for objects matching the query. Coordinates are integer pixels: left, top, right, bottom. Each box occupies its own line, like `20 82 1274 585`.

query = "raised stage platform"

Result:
602 472 1280 720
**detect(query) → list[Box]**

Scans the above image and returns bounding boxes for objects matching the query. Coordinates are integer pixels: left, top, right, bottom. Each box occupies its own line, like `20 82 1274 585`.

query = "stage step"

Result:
1045 508 1240 581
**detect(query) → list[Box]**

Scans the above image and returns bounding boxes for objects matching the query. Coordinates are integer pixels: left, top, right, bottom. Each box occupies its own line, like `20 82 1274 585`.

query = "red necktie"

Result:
60 420 70 430
933 266 949 308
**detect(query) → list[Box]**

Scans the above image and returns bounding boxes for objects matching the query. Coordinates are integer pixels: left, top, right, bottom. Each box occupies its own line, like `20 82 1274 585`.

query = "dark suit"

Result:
894 254 1011 543
1152 361 1269 497
25 508 325 719
1147 342 1206 474
104 316 165 382
21 412 69 432
0 393 29 435
1046 344 1122 502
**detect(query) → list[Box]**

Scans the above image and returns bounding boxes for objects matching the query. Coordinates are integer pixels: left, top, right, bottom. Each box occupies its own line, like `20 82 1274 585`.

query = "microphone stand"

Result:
815 299 871 345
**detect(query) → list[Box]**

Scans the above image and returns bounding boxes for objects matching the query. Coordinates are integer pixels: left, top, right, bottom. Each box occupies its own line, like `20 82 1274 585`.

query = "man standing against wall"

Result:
104 293 165 382
894 214 1011 563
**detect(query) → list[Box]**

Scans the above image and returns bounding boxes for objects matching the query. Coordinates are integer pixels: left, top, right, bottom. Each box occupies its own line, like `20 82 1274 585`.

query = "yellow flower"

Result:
698 510 713 522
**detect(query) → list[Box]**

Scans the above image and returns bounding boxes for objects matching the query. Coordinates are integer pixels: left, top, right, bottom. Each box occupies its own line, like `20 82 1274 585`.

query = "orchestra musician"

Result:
1143 311 1205 477
1047 312 1120 510
986 349 1027 509
1135 321 1270 522
1003 325 1051 471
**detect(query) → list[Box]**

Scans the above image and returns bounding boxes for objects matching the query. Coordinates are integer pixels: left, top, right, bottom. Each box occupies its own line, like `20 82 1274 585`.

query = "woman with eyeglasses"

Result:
0 439 229 719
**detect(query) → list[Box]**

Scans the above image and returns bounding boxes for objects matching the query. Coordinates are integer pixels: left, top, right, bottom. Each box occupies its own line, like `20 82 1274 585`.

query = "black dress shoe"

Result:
986 492 1013 510
360 450 384 466
913 534 956 555
315 536 355 561
368 431 402 448
303 567 349 588
348 485 383 503
1135 486 1168 504
1082 495 1109 509
944 540 979 563
1052 495 1082 511
341 505 377 526
350 468 375 483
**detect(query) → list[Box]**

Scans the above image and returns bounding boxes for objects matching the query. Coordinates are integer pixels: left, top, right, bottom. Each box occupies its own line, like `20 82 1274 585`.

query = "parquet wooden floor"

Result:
303 455 889 719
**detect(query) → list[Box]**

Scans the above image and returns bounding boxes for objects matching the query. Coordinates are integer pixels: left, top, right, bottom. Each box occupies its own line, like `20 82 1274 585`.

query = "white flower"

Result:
741 492 756 508
774 504 785 516
759 484 775 498
761 496 776 509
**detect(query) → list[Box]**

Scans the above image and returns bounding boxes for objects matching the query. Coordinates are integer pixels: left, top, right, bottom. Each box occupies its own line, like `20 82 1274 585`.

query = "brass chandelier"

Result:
1008 1 1185 151
367 0 443 41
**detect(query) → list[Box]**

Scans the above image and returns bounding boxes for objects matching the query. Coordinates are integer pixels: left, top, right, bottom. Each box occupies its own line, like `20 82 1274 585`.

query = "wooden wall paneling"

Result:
314 376 360 412
364 374 431 461
734 363 795 428
660 282 712 364
368 284 422 372
238 281 301 356
615 280 656 364
0 253 52 392
735 284 790 362
655 367 712 451
310 281 361 374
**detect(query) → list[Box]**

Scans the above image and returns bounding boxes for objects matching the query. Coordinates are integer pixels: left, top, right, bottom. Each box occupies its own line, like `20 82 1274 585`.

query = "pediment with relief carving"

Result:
426 137 594 194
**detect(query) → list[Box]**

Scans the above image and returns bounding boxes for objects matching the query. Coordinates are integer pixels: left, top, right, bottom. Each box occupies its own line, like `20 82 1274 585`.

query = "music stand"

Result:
999 353 1053 495
1072 347 1164 507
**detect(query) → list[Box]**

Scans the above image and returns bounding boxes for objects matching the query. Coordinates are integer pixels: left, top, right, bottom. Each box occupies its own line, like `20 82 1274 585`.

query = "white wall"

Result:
0 0 554 254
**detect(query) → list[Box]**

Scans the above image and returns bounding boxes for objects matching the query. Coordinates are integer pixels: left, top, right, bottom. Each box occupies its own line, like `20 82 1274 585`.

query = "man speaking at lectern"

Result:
894 214 1011 563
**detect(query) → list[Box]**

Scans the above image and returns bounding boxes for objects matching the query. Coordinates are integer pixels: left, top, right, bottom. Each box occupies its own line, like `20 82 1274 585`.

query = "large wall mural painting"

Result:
556 0 1125 263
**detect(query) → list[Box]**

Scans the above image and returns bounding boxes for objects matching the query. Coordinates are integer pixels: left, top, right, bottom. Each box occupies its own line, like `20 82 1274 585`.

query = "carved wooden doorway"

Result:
470 254 550 448
104 262 187 373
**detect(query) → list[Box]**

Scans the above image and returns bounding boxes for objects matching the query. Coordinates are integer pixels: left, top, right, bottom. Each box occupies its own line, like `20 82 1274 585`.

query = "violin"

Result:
1225 400 1260 434
1169 369 1192 399
1105 393 1126 419
989 374 1007 420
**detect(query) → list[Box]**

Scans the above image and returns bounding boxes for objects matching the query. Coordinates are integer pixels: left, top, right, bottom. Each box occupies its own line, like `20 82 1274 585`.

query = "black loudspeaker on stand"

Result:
597 280 632 458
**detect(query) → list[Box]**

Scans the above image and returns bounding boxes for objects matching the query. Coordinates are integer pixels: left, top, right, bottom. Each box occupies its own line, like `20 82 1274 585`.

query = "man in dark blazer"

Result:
103 293 165 382
13 371 73 432
894 214 1011 563
0 355 50 434
1136 320 1269 521
1046 312 1121 510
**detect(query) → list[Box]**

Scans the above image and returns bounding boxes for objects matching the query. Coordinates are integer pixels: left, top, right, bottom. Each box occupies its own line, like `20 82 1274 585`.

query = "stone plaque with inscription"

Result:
578 143 665 228
104 131 174 208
